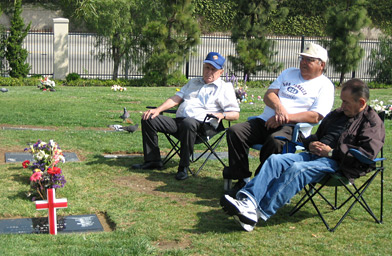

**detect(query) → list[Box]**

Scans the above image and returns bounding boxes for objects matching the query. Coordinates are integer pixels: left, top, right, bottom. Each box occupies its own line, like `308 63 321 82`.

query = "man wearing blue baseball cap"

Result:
132 52 240 180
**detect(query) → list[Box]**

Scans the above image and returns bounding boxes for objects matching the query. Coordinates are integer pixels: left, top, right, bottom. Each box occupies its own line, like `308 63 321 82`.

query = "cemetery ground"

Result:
0 85 391 255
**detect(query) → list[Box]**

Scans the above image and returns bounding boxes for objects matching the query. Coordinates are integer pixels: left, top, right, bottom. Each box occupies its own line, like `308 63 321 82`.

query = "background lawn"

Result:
0 85 391 255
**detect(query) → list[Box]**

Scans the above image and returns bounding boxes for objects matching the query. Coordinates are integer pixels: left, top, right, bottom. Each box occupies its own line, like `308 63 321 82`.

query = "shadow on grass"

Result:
185 206 319 234
85 154 319 233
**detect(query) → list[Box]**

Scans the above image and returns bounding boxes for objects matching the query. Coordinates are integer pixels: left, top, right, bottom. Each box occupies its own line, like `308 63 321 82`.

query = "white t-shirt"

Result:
258 68 334 136
176 77 240 122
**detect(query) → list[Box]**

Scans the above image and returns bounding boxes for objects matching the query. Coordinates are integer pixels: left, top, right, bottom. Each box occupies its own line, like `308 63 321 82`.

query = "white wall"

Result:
0 4 62 30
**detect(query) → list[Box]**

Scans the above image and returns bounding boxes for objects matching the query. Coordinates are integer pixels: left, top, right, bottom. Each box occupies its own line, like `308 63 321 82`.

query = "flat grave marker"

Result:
0 214 103 234
5 152 79 163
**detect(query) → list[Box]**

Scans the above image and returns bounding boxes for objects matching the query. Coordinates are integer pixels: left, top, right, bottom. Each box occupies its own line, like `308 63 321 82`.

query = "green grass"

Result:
0 85 391 255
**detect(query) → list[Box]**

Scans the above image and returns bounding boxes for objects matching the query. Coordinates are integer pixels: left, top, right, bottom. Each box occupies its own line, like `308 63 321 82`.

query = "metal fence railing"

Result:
0 32 382 82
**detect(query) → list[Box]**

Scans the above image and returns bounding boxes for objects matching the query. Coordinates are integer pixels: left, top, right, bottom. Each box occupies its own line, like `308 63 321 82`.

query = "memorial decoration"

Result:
369 99 392 119
38 76 56 91
35 188 68 235
111 84 127 92
22 140 66 200
226 74 262 105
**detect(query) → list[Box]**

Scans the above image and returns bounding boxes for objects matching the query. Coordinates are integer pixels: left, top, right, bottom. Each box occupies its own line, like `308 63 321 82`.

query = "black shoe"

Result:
175 166 189 180
132 161 163 170
225 179 247 198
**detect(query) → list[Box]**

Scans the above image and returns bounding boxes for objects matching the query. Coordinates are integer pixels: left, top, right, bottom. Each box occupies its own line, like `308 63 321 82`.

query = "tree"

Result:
229 0 288 80
141 0 200 86
368 36 392 84
5 0 31 78
0 10 7 75
323 0 371 85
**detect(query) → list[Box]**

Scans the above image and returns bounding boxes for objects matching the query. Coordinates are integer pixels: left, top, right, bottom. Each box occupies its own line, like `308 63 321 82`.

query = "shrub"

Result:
66 72 81 82
368 36 392 84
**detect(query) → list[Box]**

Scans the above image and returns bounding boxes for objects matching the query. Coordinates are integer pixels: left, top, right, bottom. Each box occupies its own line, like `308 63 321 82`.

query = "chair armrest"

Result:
275 136 304 148
348 148 385 165
286 122 319 142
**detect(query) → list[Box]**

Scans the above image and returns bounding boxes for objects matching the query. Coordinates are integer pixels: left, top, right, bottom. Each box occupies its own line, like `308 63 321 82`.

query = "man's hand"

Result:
265 109 289 129
265 116 281 129
142 108 160 120
309 141 332 157
274 107 290 125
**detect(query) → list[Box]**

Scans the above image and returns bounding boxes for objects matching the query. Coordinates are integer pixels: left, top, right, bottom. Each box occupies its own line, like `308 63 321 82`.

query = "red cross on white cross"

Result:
35 188 68 235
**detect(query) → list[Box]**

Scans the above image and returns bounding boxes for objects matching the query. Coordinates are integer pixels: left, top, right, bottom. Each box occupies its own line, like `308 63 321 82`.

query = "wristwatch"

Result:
328 149 334 157
223 112 227 119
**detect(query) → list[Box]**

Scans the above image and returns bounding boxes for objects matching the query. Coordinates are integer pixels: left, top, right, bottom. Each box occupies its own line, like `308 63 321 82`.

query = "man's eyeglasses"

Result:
298 56 320 63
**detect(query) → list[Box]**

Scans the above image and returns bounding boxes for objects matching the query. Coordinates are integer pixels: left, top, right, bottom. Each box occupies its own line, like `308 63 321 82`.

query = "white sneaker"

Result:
220 194 258 225
233 215 255 232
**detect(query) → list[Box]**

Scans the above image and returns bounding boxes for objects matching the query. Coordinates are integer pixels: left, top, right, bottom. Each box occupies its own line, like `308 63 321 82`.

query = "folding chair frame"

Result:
289 146 385 232
147 107 229 176
162 127 228 176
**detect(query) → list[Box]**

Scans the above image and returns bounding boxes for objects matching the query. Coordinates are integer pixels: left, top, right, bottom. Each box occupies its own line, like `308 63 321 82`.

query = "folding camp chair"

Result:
147 107 229 176
223 116 318 190
289 112 386 232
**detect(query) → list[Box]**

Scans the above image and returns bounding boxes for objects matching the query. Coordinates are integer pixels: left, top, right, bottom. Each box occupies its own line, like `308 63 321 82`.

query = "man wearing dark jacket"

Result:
220 78 385 232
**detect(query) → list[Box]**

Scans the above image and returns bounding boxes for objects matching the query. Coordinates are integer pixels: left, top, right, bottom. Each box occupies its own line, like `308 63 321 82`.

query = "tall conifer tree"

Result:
229 0 287 80
6 0 31 78
323 0 371 85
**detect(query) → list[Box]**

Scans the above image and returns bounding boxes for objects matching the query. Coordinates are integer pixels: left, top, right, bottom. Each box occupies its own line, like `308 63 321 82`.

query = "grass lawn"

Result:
0 85 391 255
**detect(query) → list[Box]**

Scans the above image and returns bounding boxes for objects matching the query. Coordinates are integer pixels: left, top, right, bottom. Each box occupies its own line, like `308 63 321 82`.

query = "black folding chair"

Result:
147 107 229 176
289 112 386 232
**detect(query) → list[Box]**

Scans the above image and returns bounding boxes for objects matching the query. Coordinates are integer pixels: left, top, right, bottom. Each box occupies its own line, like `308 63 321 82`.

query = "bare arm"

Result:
264 89 323 129
210 111 239 122
142 95 183 120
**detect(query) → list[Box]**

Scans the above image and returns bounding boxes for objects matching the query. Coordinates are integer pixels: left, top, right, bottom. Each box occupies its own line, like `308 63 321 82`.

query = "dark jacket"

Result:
303 105 385 181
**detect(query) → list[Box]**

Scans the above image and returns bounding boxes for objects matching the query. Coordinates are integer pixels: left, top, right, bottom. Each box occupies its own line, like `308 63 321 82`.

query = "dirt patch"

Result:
113 175 197 206
155 238 192 251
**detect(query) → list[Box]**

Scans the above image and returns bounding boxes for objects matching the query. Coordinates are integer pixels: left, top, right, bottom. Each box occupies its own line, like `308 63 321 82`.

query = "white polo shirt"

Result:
176 77 240 122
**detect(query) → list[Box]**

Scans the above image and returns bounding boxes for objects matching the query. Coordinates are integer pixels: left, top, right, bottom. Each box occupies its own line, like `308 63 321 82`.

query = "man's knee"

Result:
227 122 245 138
180 118 199 132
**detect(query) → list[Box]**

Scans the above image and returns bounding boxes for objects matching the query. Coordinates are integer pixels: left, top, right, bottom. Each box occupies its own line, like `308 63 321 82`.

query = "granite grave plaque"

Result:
5 152 79 163
0 214 103 234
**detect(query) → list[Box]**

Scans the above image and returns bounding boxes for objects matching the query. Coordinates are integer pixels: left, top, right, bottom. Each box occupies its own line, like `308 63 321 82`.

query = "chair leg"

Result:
223 179 232 191
192 131 228 176
292 170 384 232
162 134 181 165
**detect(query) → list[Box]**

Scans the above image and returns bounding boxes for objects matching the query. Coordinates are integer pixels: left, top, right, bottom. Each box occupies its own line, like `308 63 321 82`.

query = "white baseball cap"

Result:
299 43 328 62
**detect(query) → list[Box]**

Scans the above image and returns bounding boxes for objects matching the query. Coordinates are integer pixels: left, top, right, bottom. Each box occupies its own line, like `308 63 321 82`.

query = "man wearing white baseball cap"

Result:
224 42 335 196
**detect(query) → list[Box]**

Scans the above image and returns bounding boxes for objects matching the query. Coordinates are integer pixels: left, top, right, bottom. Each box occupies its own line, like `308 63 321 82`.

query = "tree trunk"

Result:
339 72 345 86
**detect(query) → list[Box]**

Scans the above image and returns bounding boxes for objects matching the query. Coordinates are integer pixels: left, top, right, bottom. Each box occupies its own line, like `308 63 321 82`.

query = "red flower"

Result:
47 166 62 175
22 160 30 168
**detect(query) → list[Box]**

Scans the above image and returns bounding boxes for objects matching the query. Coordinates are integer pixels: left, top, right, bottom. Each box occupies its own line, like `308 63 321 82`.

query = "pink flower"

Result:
30 172 42 182
22 160 30 168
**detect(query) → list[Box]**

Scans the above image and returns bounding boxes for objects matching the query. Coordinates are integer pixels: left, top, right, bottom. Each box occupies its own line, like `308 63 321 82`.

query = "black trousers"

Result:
141 115 218 168
226 117 304 180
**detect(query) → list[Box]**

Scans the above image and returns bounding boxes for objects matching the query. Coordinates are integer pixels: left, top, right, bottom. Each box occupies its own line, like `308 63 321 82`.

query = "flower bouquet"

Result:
111 84 127 92
369 99 392 119
22 140 66 200
38 76 56 91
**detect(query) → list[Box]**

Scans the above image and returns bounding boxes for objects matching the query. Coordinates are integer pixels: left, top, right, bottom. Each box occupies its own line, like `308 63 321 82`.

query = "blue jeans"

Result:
238 152 339 220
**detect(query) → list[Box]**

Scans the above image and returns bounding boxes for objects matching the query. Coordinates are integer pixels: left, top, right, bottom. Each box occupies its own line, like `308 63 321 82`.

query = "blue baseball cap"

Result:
203 52 225 69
